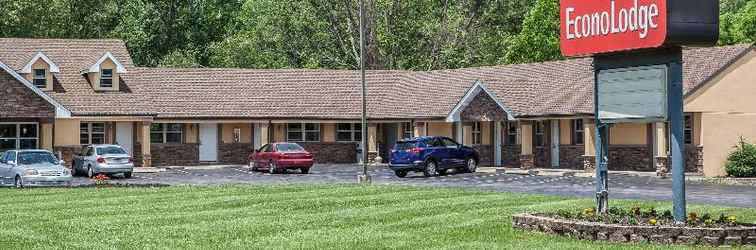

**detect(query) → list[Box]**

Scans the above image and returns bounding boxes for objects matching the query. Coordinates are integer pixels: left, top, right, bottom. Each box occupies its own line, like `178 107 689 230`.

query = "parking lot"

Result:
59 164 756 208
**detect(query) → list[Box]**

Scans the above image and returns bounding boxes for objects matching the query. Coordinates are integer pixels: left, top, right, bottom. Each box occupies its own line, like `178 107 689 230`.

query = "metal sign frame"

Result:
597 64 669 123
592 48 686 222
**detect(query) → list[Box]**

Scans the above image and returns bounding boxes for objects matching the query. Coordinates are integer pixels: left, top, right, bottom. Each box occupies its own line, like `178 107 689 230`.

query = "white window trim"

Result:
33 69 47 88
150 123 184 144
401 122 413 139
100 69 114 88
336 123 362 142
80 122 106 145
506 121 519 145
535 121 545 146
684 114 693 144
472 122 482 145
0 122 40 150
86 52 127 74
573 119 585 145
286 123 320 142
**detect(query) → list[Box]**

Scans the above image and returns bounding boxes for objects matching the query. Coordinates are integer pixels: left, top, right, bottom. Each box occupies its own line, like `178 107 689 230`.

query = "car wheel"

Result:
395 171 407 178
87 166 95 178
465 158 478 173
14 176 24 188
124 172 133 179
423 160 438 177
249 162 256 171
300 168 310 174
268 162 277 174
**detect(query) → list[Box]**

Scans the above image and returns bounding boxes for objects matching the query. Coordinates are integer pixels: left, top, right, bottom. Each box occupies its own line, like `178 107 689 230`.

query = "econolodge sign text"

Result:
560 0 668 57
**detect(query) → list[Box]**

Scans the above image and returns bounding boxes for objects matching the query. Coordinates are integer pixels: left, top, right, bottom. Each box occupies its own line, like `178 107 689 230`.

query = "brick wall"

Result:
54 145 82 168
686 145 704 174
608 145 654 171
135 142 200 167
559 145 584 170
0 70 55 118
460 92 508 121
298 142 357 163
534 146 550 168
502 145 521 167
219 143 255 165
472 145 493 166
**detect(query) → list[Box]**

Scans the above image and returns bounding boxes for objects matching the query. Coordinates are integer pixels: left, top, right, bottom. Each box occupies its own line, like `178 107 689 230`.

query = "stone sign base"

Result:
513 214 756 246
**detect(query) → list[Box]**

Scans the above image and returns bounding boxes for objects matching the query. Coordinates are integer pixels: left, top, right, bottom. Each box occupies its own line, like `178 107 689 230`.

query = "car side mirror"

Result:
254 149 260 153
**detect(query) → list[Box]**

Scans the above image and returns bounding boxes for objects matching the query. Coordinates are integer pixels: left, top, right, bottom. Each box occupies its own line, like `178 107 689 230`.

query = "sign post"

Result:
559 0 718 222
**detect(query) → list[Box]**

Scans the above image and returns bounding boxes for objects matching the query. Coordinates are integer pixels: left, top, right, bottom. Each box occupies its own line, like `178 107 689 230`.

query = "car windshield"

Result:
395 141 418 150
18 152 58 165
97 146 127 155
276 144 305 152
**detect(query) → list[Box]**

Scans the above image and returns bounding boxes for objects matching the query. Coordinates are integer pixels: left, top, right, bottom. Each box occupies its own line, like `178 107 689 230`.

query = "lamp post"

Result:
357 0 371 184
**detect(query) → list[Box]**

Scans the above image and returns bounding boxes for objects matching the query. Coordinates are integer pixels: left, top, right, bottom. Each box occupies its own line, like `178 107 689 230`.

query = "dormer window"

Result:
33 69 47 89
20 52 58 91
85 52 126 91
100 69 114 88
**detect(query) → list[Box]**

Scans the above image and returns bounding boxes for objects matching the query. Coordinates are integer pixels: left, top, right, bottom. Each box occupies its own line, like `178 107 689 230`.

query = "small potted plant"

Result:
92 174 111 187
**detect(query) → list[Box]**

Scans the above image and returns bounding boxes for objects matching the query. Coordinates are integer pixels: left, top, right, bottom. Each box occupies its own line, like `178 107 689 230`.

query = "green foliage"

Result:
725 137 756 177
503 0 562 64
719 0 756 44
551 206 744 228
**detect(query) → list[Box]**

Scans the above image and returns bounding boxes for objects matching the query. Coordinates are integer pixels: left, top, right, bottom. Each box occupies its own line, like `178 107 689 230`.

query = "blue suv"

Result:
389 136 479 178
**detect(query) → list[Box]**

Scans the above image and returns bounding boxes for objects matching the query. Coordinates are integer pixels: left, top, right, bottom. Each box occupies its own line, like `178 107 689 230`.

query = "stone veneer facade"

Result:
134 142 199 167
460 92 509 121
607 145 654 172
559 145 584 170
298 142 357 164
0 71 55 119
502 145 521 167
472 145 493 166
219 143 256 165
54 145 83 167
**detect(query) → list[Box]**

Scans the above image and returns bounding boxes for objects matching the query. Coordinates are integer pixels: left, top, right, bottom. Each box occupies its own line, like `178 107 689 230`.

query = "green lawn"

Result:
1 185 754 250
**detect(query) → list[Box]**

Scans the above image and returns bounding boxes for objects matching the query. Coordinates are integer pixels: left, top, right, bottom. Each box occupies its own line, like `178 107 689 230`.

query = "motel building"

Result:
0 38 754 177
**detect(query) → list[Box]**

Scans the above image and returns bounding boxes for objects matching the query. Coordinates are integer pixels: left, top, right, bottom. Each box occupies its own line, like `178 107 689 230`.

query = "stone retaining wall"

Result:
513 214 756 246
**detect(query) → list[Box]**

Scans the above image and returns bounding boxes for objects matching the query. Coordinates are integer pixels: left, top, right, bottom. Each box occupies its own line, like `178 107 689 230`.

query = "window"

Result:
33 69 46 88
336 123 362 142
100 69 114 88
287 123 320 142
150 123 183 144
441 137 459 148
233 128 241 143
0 123 39 152
684 114 693 144
472 122 482 145
401 122 413 139
506 121 518 145
80 123 105 145
572 119 585 145
535 121 545 146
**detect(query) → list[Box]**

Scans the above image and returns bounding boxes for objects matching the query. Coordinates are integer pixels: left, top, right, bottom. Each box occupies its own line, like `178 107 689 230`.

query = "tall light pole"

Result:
357 0 371 184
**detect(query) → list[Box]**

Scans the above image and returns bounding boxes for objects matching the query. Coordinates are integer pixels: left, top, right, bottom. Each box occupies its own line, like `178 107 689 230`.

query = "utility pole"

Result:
357 0 371 184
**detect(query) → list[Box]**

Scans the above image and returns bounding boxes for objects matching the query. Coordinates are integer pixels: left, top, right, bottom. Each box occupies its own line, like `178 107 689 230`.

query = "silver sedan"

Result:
0 150 72 188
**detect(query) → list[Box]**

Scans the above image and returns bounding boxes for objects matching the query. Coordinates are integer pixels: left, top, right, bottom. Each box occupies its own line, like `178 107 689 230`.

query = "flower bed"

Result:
513 207 756 246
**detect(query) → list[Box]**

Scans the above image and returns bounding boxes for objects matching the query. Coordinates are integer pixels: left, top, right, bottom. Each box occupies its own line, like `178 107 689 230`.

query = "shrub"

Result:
725 137 756 177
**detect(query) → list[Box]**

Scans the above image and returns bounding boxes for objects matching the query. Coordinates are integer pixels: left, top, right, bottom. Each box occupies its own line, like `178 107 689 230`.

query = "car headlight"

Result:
24 169 39 176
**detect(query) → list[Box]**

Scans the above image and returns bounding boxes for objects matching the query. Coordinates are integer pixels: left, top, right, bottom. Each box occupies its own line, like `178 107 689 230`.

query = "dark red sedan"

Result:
249 143 314 174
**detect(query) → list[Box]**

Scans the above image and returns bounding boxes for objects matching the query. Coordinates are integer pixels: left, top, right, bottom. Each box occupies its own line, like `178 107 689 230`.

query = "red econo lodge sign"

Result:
560 0 667 57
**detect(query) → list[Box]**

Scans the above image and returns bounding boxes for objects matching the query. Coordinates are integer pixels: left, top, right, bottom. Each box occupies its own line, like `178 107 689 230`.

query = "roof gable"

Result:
446 81 515 122
0 60 70 118
86 52 126 73
19 52 59 73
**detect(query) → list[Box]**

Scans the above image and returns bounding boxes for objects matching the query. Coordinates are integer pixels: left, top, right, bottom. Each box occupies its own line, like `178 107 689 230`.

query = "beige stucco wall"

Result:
54 119 80 146
427 122 452 138
321 123 336 142
559 120 571 145
584 119 596 156
220 123 251 143
521 122 533 155
684 49 756 176
273 124 285 142
414 122 426 137
610 123 647 145
40 123 53 150
24 59 53 91
184 124 199 143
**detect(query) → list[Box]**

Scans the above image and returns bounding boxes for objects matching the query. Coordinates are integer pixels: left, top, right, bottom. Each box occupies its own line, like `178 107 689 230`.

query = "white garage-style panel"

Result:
199 123 218 162
115 122 133 156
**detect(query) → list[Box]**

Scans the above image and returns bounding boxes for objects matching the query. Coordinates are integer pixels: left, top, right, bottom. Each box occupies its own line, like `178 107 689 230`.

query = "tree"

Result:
503 0 561 64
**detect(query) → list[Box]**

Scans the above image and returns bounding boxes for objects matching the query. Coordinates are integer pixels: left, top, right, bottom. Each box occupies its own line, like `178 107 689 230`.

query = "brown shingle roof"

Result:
0 38 750 120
